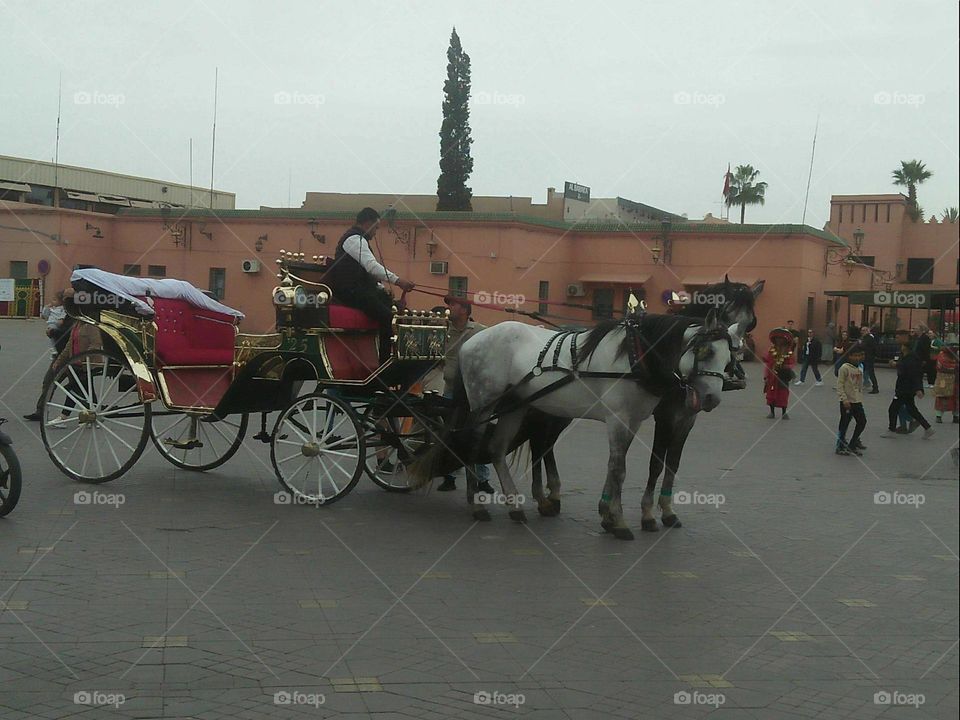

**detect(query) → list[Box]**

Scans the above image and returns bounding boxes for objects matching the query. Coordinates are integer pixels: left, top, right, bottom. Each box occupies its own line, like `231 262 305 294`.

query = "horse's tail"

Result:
407 370 470 489
507 438 530 477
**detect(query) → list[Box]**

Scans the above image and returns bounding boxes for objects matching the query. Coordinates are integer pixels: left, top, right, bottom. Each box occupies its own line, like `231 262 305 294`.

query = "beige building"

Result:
291 182 684 224
0 154 235 211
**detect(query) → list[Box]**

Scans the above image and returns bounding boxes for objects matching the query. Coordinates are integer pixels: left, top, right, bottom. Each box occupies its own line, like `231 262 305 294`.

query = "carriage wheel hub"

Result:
301 442 320 457
78 410 97 425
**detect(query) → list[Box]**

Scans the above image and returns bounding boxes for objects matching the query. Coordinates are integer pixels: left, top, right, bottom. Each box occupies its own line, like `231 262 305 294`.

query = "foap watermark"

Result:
473 690 526 708
274 491 324 506
273 289 328 307
473 290 525 307
476 491 525 506
873 291 926 308
273 90 325 108
674 490 725 508
662 289 726 308
674 690 725 708
74 691 126 708
74 290 126 308
874 490 925 508
274 690 326 708
873 91 925 108
673 91 725 108
74 490 125 508
472 90 525 107
73 90 125 108
874 690 925 708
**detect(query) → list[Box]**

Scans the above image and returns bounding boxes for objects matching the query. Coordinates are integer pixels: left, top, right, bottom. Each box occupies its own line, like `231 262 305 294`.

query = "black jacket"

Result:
801 338 822 362
914 334 932 361
859 333 877 360
895 352 925 397
327 226 378 295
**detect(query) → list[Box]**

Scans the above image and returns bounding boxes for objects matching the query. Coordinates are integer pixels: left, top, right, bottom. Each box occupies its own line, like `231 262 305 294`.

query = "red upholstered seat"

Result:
328 303 381 330
152 298 237 365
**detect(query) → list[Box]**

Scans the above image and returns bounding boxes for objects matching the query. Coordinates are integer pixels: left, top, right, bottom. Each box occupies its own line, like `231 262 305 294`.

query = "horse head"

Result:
677 309 733 412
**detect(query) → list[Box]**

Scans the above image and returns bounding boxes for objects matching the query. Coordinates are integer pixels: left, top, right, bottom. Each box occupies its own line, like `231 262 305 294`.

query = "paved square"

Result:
1 321 957 718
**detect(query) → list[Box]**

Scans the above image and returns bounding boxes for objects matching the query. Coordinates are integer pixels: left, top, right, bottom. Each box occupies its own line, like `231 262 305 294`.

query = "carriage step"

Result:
164 438 203 450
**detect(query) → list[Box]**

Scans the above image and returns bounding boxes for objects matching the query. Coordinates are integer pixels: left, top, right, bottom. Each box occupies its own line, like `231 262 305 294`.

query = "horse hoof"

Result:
641 518 659 532
661 514 682 528
537 501 560 517
600 519 614 533
612 527 635 541
551 498 561 513
473 508 492 522
509 510 527 523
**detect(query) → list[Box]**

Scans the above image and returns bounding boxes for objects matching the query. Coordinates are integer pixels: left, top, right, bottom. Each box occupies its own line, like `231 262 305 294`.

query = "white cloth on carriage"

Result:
70 268 245 320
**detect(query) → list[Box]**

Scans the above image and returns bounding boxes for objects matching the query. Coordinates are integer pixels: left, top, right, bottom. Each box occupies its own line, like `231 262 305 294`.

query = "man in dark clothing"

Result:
913 326 932 386
859 325 880 393
883 342 935 439
325 208 416 357
795 329 823 385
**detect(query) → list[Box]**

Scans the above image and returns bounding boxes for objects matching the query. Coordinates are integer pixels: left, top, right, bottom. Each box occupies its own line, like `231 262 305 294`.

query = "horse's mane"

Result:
577 313 702 392
683 279 757 331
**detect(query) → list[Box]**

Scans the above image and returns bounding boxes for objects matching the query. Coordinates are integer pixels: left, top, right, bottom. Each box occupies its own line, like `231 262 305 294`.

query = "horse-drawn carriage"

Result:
40 254 449 504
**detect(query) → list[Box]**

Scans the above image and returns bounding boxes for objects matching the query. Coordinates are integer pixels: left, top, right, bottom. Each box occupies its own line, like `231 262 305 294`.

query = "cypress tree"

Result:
436 28 474 211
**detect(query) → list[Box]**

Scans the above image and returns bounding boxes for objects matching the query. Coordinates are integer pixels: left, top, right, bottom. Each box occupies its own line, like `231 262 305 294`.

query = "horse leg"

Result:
488 410 528 523
541 447 562 516
532 416 565 517
530 457 547 514
660 417 695 528
642 408 670 532
599 421 636 540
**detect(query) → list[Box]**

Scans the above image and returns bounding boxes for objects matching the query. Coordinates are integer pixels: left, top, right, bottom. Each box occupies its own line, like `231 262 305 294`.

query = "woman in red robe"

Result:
763 327 797 419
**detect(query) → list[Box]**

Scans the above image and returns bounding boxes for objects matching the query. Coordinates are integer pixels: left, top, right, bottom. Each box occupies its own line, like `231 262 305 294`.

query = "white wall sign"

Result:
0 279 16 302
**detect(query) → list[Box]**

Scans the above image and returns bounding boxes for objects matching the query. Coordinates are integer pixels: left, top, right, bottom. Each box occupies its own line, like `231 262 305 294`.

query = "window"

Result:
209 268 226 300
593 288 614 320
148 265 166 278
852 255 874 267
905 258 934 284
123 264 141 276
8 261 28 279
448 276 468 298
538 281 549 315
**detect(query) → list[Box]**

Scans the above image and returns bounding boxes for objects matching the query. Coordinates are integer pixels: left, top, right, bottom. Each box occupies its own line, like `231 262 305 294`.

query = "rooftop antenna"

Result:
189 137 193 207
54 72 62 196
801 113 820 226
288 167 292 207
209 67 218 209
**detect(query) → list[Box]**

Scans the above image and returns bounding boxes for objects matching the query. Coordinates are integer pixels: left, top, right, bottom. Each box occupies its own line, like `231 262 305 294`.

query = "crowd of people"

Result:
761 318 958 457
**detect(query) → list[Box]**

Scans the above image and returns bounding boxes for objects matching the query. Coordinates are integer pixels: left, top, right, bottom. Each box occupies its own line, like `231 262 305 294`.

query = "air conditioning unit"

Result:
566 283 586 297
241 259 260 273
429 261 448 275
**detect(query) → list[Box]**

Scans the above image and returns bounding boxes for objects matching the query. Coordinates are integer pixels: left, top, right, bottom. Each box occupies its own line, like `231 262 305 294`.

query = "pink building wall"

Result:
2 201 954 353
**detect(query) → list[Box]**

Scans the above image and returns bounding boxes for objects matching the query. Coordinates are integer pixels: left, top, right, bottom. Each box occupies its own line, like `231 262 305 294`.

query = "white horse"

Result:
441 310 738 540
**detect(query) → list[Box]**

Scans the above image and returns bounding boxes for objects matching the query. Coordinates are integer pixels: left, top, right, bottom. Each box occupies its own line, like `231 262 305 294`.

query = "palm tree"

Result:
725 165 768 224
941 207 959 223
891 160 932 221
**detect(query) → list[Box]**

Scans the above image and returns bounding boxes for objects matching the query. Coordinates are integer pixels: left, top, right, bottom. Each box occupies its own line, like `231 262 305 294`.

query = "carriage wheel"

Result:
363 415 429 493
271 393 365 505
150 412 249 471
0 443 22 517
40 350 151 483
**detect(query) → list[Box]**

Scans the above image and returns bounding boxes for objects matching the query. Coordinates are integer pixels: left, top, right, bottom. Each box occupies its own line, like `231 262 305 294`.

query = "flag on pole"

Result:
722 163 731 197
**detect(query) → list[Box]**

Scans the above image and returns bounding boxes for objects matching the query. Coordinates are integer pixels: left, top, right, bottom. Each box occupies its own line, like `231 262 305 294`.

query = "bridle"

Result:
672 324 735 388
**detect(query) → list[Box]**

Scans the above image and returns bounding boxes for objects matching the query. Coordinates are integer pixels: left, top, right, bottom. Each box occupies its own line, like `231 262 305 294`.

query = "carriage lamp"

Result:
308 220 325 243
650 219 672 264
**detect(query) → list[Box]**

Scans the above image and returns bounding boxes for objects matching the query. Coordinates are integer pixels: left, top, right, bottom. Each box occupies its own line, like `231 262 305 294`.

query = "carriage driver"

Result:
326 208 416 355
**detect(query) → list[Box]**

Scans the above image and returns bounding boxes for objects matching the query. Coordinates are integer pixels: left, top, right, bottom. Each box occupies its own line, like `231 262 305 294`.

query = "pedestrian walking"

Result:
833 329 850 377
913 326 933 388
794 329 823 385
836 344 867 455
859 325 880 393
882 340 935 439
40 291 68 358
933 344 959 424
763 327 796 419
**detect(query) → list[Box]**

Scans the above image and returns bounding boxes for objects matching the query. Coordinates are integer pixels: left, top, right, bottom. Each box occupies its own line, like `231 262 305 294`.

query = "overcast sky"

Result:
2 0 958 228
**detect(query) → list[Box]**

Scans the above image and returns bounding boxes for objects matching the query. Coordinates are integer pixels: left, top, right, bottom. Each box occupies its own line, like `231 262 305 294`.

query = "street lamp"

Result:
651 219 672 264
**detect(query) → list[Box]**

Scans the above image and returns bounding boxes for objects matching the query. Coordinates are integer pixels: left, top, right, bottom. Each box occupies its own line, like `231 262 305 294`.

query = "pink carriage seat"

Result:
152 298 237 365
328 303 381 330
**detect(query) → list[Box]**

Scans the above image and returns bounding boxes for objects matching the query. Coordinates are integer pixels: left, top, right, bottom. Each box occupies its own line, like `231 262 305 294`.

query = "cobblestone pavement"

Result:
1 321 957 719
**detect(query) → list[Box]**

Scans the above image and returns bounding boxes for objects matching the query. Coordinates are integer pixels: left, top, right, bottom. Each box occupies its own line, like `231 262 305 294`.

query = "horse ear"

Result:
751 280 765 298
724 273 731 288
705 308 719 330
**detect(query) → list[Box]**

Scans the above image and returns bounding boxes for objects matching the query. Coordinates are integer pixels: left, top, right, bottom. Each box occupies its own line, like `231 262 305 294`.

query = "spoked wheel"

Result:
363 414 430 493
40 349 151 483
150 412 249 471
271 393 365 505
0 443 22 517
